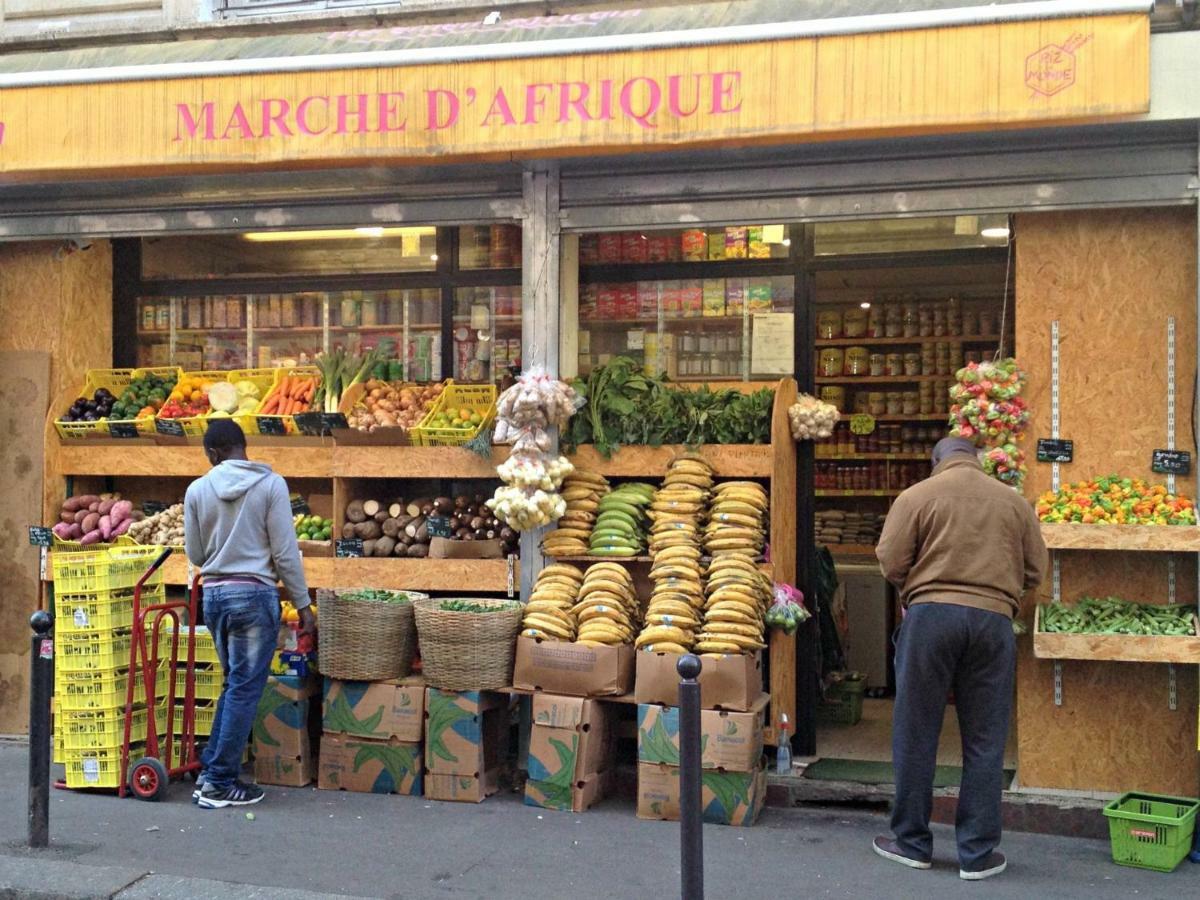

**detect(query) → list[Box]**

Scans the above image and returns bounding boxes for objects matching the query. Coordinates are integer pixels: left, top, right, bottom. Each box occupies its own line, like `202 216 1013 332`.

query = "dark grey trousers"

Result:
891 602 1015 868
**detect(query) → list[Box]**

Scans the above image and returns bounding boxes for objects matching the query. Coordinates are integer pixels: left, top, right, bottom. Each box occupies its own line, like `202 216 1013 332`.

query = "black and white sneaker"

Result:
191 773 207 803
197 780 264 809
960 851 1007 881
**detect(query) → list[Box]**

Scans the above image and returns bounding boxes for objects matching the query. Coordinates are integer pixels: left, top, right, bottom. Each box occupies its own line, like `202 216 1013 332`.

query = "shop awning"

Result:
0 0 1154 178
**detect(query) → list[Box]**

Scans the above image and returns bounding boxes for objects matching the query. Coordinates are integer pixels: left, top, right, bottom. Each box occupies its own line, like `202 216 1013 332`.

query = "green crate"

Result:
1103 792 1199 873
816 676 867 726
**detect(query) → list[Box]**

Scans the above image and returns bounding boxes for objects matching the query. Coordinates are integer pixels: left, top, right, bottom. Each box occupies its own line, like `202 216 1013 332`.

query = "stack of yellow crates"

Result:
52 545 167 789
164 625 222 740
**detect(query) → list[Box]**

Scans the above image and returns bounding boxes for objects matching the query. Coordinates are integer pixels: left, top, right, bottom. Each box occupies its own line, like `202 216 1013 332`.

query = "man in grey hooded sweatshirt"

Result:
185 420 314 809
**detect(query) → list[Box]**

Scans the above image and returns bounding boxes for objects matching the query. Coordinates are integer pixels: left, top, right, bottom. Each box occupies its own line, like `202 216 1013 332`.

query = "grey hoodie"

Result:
184 460 310 609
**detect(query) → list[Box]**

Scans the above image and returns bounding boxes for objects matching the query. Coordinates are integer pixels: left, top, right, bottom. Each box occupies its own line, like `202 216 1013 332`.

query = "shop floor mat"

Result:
803 758 1014 789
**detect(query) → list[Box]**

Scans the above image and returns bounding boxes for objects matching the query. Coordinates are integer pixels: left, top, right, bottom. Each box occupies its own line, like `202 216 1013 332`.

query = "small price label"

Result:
1036 438 1074 464
28 526 53 547
290 495 311 515
849 414 876 436
426 515 453 538
335 538 364 558
108 421 140 439
155 418 186 437
296 412 350 436
256 417 288 436
1152 449 1191 476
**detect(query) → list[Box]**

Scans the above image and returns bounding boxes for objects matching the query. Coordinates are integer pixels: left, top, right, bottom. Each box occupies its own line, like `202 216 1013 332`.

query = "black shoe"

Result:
873 836 931 870
960 851 1007 881
197 780 264 809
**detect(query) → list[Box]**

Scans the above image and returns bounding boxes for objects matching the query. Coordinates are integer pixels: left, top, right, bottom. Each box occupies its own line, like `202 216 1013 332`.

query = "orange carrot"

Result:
278 377 292 399
261 395 278 415
302 382 315 403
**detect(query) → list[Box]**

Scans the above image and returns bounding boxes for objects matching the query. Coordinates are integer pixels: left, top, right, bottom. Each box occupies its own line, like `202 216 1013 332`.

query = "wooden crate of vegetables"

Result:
254 367 320 435
342 492 518 561
336 380 447 445
52 494 142 546
1034 599 1200 664
55 368 180 440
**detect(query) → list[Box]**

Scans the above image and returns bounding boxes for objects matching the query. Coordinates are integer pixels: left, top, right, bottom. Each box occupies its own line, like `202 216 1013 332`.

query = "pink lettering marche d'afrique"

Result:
173 71 743 142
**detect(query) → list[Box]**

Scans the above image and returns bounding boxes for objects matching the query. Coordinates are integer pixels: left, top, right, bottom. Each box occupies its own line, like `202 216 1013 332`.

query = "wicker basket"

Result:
317 588 424 681
413 597 523 691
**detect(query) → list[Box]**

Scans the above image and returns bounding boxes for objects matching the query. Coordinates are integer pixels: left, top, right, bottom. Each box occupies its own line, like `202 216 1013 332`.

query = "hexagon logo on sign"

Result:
1025 34 1090 97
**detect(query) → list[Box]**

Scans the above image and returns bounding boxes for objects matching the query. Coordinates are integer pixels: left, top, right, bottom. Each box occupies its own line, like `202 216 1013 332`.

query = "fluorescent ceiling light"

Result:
859 302 871 309
241 227 423 242
980 225 1011 239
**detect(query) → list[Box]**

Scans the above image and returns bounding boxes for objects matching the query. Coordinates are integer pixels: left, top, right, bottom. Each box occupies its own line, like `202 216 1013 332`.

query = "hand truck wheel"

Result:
128 757 169 801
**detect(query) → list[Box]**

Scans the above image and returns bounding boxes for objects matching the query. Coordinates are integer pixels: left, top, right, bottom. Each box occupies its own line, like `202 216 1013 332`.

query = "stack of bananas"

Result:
637 456 714 654
696 555 771 655
589 483 654 557
520 564 585 641
542 469 609 557
704 481 768 560
573 563 640 646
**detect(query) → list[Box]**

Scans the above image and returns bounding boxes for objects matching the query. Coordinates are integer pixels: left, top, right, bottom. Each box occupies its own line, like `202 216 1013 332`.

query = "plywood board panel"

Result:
1014 207 1200 793
0 351 49 733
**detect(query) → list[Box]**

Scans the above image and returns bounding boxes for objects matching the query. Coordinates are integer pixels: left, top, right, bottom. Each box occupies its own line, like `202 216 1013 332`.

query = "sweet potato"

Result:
81 512 100 534
73 510 90 525
63 495 99 513
79 529 103 546
99 515 113 540
113 518 132 537
52 522 74 540
97 498 116 516
109 500 133 525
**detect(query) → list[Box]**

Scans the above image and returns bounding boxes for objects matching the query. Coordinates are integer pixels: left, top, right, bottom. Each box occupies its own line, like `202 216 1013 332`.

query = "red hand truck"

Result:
119 547 203 800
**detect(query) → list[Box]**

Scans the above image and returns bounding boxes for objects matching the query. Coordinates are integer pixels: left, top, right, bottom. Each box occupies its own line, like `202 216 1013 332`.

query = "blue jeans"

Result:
891 603 1015 869
200 583 279 790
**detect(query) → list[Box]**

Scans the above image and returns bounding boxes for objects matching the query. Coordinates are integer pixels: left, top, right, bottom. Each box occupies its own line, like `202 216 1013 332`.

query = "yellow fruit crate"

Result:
253 366 321 436
52 697 64 764
174 702 216 737
410 383 497 447
55 368 181 440
55 665 163 712
159 625 220 667
57 629 134 673
64 744 140 790
174 665 222 701
158 368 276 437
58 706 150 751
51 544 165 594
56 585 164 634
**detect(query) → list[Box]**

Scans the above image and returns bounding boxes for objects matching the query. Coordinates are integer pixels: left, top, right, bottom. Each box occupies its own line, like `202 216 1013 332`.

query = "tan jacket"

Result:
875 455 1048 618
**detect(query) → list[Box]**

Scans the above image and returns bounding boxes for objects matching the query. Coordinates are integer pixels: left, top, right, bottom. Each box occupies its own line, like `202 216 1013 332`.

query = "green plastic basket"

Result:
816 676 867 726
1103 792 1199 873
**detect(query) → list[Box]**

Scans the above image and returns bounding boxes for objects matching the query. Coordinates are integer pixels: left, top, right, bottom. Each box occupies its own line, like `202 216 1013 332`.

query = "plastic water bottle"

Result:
776 714 793 775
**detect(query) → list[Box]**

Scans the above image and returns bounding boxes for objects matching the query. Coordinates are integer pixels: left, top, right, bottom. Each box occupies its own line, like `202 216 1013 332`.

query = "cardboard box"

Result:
524 694 614 812
424 689 507 777
635 650 763 712
512 636 635 698
636 694 767 772
425 770 500 803
252 675 321 787
636 761 767 826
323 678 425 743
271 650 318 678
318 735 422 795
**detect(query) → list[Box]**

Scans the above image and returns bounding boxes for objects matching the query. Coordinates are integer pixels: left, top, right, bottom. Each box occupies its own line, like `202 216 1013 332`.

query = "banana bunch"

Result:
573 563 640 646
588 483 655 557
521 564 584 642
704 481 768 560
542 469 609 557
637 455 714 654
696 555 772 655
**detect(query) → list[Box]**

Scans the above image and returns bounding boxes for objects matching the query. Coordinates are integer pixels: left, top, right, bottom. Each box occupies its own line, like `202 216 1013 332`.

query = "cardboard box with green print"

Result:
423 689 507 803
635 761 767 827
252 675 322 787
636 694 767 773
322 677 425 743
317 735 423 795
524 694 614 812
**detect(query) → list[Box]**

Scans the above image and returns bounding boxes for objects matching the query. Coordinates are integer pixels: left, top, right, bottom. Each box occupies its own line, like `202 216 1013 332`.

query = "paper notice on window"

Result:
751 313 794 375
761 224 786 244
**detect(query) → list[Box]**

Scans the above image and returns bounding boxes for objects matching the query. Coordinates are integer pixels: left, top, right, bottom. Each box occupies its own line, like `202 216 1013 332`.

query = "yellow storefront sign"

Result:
0 13 1149 177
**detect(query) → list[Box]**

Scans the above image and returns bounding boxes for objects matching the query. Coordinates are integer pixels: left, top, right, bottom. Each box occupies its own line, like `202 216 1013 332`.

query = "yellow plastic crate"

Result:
51 545 165 594
56 585 164 634
54 368 180 440
57 629 134 673
55 665 163 712
58 706 150 751
159 626 220 667
64 744 140 790
174 665 222 701
52 697 64 764
253 366 321 436
410 383 497 447
159 368 276 437
157 701 215 737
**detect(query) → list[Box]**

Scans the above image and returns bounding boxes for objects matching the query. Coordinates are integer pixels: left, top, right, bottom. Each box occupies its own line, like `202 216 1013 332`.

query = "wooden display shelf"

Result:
815 489 902 498
816 375 948 384
815 453 928 461
57 443 334 478
1040 523 1200 552
1032 606 1200 664
565 444 772 478
826 543 880 557
872 414 949 423
331 445 505 479
814 334 1001 347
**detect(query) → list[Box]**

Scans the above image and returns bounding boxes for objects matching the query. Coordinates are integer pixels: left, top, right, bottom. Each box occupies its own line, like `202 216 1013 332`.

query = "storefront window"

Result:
452 285 522 384
457 225 522 270
812 215 1011 256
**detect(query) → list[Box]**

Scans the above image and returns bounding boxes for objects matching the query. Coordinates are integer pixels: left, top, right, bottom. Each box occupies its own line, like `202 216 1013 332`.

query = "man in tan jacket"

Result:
872 436 1046 881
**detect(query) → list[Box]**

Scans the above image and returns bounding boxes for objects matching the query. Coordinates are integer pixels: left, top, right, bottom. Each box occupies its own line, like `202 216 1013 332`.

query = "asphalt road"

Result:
0 743 1195 899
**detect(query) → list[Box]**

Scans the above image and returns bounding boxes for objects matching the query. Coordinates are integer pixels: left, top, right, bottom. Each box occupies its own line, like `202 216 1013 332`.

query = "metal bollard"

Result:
677 653 704 899
28 610 54 849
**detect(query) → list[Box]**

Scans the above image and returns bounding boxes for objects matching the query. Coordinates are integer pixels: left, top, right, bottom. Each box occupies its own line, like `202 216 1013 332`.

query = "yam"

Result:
362 539 377 557
362 499 381 518
433 497 453 514
373 536 397 557
381 518 402 539
388 501 405 519
414 522 430 543
342 523 357 539
404 516 425 539
393 541 409 557
345 500 367 524
355 520 383 541
374 510 390 524
81 512 100 534
407 542 430 558
405 497 432 518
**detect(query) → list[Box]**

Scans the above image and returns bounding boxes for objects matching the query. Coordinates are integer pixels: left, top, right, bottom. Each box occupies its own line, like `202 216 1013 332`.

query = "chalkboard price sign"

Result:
1036 438 1074 464
256 417 288 436
28 526 53 547
108 421 140 439
155 418 185 438
290 495 311 515
142 500 169 516
426 515 453 538
1152 449 1191 476
335 539 364 558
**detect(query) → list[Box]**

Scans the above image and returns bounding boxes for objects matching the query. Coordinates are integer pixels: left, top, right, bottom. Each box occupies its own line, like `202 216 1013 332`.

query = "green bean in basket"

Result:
439 599 516 613
1039 596 1196 636
339 589 414 604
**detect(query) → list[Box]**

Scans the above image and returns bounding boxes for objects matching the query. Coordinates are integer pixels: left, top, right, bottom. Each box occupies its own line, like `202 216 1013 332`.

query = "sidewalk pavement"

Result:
1 743 1195 899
